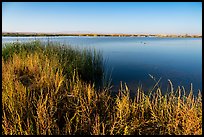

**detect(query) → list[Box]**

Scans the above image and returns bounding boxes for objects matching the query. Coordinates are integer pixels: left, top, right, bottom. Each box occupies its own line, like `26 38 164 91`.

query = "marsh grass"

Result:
2 41 104 88
2 41 202 135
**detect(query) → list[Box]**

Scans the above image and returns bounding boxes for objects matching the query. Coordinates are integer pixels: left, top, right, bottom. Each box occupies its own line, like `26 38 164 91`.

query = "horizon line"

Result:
2 31 202 36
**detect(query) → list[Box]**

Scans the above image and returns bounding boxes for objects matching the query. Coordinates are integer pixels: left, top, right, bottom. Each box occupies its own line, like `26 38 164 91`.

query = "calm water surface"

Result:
2 36 202 94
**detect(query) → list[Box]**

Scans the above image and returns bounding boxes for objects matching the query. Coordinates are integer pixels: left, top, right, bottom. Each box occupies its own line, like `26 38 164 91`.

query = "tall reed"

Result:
2 41 104 88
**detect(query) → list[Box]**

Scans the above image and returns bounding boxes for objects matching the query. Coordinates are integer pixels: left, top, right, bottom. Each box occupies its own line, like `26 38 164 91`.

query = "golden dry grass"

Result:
2 42 202 135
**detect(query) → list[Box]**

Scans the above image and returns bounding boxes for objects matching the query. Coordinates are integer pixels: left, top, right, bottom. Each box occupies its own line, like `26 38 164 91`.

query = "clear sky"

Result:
2 2 202 35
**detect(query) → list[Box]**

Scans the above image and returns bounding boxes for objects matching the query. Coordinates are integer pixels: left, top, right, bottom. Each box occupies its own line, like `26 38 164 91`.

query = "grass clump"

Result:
2 41 202 135
2 41 104 88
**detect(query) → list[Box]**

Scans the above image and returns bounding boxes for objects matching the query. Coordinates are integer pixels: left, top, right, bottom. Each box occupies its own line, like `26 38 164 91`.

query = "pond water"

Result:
2 36 202 94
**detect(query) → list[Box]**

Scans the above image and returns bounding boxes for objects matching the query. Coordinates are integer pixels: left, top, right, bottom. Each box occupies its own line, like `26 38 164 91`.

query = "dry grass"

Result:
2 41 202 135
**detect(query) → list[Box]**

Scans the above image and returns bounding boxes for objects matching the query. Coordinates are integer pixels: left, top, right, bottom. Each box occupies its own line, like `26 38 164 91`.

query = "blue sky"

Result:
2 2 202 35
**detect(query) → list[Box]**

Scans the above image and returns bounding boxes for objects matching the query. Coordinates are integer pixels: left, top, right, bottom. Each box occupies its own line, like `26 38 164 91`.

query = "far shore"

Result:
2 32 202 38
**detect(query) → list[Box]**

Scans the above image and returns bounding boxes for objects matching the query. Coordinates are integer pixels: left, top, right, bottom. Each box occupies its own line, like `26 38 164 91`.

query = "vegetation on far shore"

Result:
2 41 202 135
2 32 202 38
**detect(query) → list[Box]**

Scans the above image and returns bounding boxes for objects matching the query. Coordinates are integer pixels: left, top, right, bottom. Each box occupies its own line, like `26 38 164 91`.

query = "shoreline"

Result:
2 32 202 38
